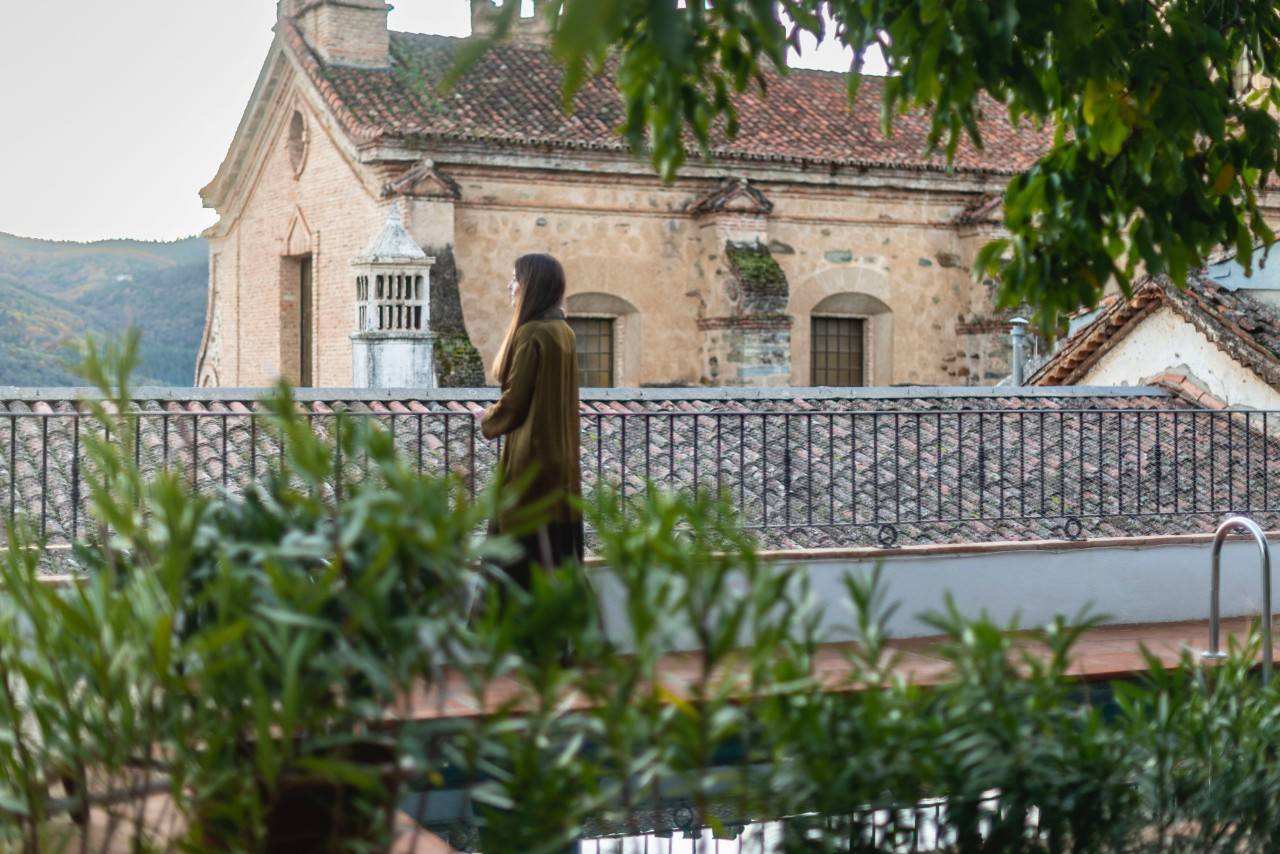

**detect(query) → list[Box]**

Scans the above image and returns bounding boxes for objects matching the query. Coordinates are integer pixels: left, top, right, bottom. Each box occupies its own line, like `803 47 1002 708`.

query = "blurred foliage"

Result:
460 0 1280 333
4 337 1280 850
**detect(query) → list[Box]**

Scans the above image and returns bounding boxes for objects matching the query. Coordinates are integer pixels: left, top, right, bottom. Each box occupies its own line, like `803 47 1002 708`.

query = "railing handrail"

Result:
0 384 1176 403
1206 515 1273 686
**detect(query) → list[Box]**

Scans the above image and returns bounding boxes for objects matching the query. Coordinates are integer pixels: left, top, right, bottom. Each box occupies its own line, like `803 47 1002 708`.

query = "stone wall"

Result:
695 242 792 385
200 59 1024 390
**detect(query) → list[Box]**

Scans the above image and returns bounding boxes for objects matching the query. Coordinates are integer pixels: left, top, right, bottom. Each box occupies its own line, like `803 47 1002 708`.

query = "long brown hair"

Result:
493 253 567 383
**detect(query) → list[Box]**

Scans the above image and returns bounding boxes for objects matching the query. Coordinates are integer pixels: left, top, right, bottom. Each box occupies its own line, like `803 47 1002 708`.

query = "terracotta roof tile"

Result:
13 388 1270 570
282 20 1049 174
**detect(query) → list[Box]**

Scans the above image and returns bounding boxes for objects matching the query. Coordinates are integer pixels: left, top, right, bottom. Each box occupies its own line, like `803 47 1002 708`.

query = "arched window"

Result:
808 292 892 387
565 292 640 388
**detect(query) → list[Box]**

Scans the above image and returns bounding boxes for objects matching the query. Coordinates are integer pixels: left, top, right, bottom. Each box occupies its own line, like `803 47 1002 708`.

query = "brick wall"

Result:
206 84 383 387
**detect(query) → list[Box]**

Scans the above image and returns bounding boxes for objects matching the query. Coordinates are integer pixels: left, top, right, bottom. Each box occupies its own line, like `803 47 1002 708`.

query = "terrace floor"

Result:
389 616 1274 722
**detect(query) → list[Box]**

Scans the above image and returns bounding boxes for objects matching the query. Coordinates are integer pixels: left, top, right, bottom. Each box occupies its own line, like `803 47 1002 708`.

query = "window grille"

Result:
569 317 615 388
811 316 865 387
356 272 425 332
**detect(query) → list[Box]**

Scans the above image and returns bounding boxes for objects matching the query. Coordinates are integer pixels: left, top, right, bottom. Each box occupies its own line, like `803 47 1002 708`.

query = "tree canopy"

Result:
463 0 1280 332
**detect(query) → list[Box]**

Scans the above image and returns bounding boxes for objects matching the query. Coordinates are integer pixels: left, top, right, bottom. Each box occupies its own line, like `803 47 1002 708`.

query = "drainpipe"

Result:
1010 317 1029 386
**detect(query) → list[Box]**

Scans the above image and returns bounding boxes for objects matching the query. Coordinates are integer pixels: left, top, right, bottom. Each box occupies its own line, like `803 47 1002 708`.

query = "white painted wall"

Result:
1082 306 1280 410
590 538 1276 648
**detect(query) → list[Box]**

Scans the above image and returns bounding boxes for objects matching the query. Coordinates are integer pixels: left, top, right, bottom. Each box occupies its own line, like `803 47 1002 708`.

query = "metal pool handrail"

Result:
1204 515 1273 687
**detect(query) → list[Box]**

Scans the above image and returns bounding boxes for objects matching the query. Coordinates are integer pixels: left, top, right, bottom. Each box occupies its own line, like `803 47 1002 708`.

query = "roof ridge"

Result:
315 26 1049 172
383 30 884 81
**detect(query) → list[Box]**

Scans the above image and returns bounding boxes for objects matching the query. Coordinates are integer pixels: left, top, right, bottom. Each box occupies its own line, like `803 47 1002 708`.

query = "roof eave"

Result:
1030 274 1280 393
360 129 1029 181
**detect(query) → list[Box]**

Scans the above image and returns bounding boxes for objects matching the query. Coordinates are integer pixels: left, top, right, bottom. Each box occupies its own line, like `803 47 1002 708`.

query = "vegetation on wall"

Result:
426 246 489 387
433 331 487 387
725 241 787 294
725 240 789 315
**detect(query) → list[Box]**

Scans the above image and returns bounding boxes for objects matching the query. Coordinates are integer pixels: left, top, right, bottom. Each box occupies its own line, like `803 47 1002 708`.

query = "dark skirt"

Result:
502 520 585 590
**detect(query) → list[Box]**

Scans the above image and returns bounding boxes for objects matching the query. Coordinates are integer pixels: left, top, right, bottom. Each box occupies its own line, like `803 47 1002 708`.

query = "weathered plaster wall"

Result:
1083 305 1280 409
446 174 1000 386
448 171 703 386
765 187 984 386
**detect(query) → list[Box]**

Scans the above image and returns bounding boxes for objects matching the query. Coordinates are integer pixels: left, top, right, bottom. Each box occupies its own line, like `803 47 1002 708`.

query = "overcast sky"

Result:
0 1 865 243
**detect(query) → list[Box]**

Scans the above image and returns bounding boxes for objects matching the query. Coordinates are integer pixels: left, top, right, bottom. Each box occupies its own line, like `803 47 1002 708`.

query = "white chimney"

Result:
350 206 437 388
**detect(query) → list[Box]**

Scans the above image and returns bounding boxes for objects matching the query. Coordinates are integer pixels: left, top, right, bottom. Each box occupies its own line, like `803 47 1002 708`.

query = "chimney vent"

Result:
279 0 391 68
469 0 552 46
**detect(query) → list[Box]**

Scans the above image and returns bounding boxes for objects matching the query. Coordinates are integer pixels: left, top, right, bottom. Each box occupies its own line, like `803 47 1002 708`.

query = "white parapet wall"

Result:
589 535 1279 650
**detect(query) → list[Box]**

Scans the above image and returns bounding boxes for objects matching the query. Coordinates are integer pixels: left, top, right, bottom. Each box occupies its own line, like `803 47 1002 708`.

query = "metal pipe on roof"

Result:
1010 317 1029 386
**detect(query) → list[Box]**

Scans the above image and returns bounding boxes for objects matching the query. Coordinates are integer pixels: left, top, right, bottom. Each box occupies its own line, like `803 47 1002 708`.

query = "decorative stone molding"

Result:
470 0 553 45
283 208 314 257
382 159 462 200
697 316 792 331
688 177 775 217
287 108 309 177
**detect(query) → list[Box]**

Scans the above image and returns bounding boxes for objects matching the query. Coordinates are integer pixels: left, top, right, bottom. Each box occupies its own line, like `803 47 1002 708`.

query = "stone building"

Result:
196 0 1048 389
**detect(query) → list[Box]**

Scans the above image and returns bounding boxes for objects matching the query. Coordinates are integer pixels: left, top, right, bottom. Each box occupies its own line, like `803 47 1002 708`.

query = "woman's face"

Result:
508 270 520 307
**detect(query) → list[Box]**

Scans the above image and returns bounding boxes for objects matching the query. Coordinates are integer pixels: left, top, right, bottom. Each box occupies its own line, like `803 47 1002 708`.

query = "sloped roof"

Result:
1029 270 1280 390
279 19 1050 174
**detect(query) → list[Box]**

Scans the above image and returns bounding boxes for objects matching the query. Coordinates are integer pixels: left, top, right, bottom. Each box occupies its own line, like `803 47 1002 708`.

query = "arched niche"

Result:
565 291 640 387
791 267 894 386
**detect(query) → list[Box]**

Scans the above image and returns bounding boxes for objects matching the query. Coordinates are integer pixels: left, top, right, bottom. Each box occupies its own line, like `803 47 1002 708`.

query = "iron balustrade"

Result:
4 406 1280 551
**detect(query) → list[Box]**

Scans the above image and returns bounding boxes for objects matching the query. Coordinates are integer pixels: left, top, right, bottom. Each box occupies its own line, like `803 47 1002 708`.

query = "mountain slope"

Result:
0 234 208 386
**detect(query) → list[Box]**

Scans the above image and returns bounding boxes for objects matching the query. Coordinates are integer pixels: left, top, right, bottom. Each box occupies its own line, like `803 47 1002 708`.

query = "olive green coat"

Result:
480 317 582 531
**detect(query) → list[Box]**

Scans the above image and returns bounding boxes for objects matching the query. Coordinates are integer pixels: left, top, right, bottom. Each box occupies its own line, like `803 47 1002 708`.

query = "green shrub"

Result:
5 335 1280 852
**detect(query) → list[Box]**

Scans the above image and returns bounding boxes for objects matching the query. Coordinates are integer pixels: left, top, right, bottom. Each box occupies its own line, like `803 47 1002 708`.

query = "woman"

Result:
479 253 584 589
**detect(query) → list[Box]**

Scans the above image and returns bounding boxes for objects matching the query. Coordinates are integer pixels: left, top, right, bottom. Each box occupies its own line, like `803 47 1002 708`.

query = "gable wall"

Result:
1082 305 1280 409
203 84 383 387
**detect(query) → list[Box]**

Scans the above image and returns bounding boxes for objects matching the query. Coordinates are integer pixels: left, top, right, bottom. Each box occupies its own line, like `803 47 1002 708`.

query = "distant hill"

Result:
0 233 207 386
